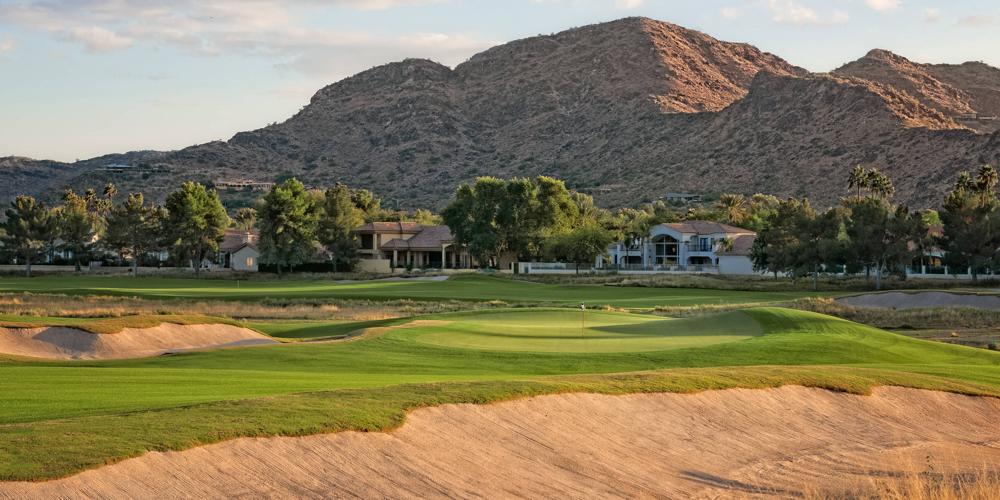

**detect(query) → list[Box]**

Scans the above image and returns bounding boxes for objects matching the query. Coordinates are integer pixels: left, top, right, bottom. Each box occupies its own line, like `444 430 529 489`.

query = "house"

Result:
597 221 756 273
662 192 702 203
354 222 473 273
716 234 757 275
217 229 259 272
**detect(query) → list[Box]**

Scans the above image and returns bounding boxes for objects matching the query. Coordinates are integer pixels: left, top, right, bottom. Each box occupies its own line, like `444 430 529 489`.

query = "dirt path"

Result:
0 323 276 360
838 291 1000 309
2 386 999 498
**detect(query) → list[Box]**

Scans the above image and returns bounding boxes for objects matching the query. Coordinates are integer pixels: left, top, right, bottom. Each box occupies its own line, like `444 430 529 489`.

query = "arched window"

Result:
652 235 679 265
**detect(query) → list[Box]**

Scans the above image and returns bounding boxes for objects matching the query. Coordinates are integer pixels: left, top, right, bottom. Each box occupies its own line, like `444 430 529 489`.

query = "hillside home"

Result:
354 222 473 272
597 221 756 274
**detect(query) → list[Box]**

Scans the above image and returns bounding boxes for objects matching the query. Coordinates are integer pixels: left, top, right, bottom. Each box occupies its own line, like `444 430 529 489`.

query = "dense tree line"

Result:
749 165 1000 289
0 178 410 277
3 164 997 282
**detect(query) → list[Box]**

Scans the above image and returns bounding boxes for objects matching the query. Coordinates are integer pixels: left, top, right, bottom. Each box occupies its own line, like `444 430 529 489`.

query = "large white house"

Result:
596 221 756 274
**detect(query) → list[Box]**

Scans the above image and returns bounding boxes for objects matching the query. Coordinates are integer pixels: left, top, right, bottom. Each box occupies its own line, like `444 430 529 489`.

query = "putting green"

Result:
404 309 762 352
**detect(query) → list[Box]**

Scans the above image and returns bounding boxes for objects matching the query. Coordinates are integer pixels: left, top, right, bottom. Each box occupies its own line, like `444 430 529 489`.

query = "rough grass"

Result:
792 297 1000 329
1 308 1000 480
806 467 1000 499
0 274 832 308
0 293 500 321
513 272 1000 292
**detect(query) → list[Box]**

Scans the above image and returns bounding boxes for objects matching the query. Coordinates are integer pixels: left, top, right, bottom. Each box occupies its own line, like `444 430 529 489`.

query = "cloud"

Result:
0 0 492 80
615 0 644 8
65 26 134 52
765 0 848 25
922 7 940 23
0 36 14 53
865 0 900 12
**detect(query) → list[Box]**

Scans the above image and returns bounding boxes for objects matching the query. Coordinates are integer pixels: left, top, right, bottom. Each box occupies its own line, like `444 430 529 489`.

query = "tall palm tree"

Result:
975 164 998 206
848 165 867 200
716 193 749 226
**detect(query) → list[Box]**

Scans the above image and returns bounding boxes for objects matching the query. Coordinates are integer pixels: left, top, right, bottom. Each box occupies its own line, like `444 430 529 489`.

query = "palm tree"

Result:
975 164 998 206
716 193 748 226
865 169 895 200
848 165 867 200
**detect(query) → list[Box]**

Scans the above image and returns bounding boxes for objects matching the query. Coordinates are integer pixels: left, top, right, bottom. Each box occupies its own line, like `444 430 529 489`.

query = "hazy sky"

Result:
1 0 998 162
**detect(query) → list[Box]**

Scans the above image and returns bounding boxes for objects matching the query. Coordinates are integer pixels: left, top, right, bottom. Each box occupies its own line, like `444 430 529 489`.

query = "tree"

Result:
442 176 579 267
104 193 163 277
750 198 839 289
843 197 919 290
716 194 749 226
318 183 363 272
938 165 1000 281
745 194 780 232
1 196 54 277
233 207 257 231
53 190 104 271
848 165 867 200
543 225 616 274
258 178 320 276
163 181 230 275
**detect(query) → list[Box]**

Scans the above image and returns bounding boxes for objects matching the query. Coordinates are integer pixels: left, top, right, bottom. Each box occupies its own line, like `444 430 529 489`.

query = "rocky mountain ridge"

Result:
3 17 999 210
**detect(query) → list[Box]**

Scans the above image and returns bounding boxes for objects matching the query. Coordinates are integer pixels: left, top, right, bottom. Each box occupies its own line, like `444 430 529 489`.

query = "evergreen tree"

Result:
938 165 1000 280
318 183 363 272
163 181 229 274
1 196 54 277
54 190 104 271
104 193 163 277
258 178 320 276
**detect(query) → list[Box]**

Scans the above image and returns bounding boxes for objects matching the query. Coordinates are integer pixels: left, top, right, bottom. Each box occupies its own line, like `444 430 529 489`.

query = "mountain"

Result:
834 49 1000 133
4 17 999 210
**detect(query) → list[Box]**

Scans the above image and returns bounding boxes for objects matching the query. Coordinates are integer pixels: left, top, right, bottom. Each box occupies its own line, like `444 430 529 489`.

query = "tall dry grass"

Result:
804 469 1000 500
0 293 505 321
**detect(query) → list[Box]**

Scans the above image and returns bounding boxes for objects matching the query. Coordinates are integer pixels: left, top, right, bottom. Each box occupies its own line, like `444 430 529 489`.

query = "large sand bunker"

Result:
839 290 1000 310
0 323 276 360
2 386 998 498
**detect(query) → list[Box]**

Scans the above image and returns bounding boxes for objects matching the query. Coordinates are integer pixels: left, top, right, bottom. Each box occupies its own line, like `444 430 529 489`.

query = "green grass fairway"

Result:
406 309 761 352
2 307 1000 480
0 274 830 308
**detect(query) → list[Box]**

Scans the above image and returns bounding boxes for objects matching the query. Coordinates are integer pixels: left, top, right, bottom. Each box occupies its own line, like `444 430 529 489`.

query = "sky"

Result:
1 0 998 162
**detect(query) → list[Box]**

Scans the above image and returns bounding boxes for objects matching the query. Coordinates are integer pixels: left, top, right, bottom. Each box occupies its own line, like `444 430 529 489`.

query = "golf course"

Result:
1 274 999 497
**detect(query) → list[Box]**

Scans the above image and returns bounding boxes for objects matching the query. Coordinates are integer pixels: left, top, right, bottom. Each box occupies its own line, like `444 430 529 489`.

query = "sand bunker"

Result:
3 386 998 498
839 291 1000 310
0 323 276 360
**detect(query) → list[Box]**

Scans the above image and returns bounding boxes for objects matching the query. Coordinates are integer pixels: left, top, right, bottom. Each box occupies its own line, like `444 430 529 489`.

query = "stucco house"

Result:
354 222 473 272
217 229 259 272
716 234 757 275
597 221 756 273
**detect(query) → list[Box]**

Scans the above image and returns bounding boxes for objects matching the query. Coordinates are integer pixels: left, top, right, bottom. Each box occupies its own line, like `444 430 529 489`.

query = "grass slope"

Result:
0 275 830 308
1 307 999 480
406 309 761 352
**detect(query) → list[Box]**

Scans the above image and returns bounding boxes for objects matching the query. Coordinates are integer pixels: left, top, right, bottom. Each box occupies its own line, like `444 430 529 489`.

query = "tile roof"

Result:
355 222 424 234
661 221 754 235
220 229 258 252
377 225 455 251
716 234 756 256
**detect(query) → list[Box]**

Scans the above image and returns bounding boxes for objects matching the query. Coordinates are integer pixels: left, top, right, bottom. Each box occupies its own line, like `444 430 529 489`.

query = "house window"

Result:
245 257 254 268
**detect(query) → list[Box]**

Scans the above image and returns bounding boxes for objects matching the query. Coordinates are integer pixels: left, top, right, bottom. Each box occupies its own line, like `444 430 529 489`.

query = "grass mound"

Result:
405 309 761 352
